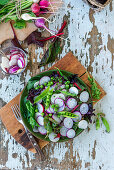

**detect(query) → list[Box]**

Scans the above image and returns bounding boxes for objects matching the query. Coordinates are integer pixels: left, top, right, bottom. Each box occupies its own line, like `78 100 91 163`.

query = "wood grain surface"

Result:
0 52 106 153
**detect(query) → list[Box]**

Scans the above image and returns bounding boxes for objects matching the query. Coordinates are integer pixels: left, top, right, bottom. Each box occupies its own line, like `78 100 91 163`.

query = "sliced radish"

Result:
49 132 60 142
60 115 64 121
37 103 44 113
9 58 17 66
8 65 20 74
60 126 68 136
79 91 89 102
46 105 54 113
35 112 42 119
60 84 65 89
57 93 65 100
67 98 77 109
67 129 75 138
1 57 9 68
54 98 64 107
73 111 82 122
39 76 50 85
52 114 61 124
17 57 25 68
78 120 88 129
37 116 44 126
10 54 20 60
33 126 39 132
58 104 65 112
69 87 78 95
80 103 89 115
38 126 47 135
34 81 39 88
64 118 73 129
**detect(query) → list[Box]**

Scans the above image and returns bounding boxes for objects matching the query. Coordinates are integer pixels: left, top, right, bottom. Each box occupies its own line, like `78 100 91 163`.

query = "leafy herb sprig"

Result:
88 74 101 100
95 113 110 133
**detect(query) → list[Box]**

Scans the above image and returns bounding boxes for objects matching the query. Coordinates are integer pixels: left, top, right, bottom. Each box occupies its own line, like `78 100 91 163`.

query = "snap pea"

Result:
101 117 110 133
45 88 54 110
57 111 79 118
96 118 100 130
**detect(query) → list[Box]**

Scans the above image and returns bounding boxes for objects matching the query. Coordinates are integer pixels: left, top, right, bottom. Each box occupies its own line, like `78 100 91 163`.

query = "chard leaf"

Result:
14 19 26 29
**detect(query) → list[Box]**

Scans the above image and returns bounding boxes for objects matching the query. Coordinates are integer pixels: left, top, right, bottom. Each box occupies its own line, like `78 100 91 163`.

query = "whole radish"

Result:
31 3 40 14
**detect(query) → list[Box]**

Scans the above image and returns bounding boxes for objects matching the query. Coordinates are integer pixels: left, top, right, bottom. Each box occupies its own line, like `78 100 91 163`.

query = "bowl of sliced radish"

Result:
0 47 27 75
20 69 94 142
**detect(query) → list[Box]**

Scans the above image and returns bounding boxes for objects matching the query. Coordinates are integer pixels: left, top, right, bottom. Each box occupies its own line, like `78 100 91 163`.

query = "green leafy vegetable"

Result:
34 86 50 103
13 19 26 29
26 101 35 117
57 111 79 118
29 117 39 129
88 74 101 99
0 0 10 5
101 117 110 133
44 116 52 134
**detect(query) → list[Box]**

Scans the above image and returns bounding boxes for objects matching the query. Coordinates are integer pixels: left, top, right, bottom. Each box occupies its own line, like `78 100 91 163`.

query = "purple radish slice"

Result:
60 126 68 136
79 91 89 102
49 132 60 142
37 116 44 126
10 54 20 60
64 118 73 129
46 108 51 114
78 120 88 129
66 129 76 138
52 114 61 124
49 106 55 113
54 98 64 107
8 65 20 74
33 126 39 132
80 103 89 115
67 98 77 109
39 76 50 85
35 112 42 119
9 58 17 66
34 81 39 88
73 111 82 122
17 57 25 68
58 104 65 112
69 87 78 95
37 103 44 113
38 126 47 135
51 94 59 103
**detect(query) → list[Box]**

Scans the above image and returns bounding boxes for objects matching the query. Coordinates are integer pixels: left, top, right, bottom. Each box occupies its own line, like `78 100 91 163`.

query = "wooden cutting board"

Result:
0 52 106 153
0 0 62 45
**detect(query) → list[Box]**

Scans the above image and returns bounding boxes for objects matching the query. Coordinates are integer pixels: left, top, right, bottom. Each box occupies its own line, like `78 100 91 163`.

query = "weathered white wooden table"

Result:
0 0 114 169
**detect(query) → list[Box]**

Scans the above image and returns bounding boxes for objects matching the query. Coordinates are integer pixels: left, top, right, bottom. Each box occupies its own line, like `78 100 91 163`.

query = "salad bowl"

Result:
20 70 93 142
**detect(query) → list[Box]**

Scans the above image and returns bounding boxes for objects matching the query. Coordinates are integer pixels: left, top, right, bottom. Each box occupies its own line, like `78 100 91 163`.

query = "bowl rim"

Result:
19 69 93 142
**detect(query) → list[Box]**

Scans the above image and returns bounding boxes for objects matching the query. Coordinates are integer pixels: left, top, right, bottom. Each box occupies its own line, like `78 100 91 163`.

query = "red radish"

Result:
67 98 77 109
9 53 21 60
17 57 25 68
66 129 75 138
37 115 44 126
71 105 79 113
49 132 60 142
54 98 64 107
31 3 40 14
73 111 82 122
37 103 44 113
38 126 47 135
58 104 65 112
9 58 17 66
60 126 68 137
64 118 73 129
80 103 89 115
52 114 61 124
54 133 61 139
35 112 42 119
79 91 89 102
39 76 50 85
39 0 49 8
8 65 20 74
69 87 78 95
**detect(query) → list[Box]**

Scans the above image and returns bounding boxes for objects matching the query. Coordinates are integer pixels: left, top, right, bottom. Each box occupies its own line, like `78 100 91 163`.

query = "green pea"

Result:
49 113 52 117
35 86 39 90
70 84 73 87
54 108 58 112
59 80 62 83
51 77 54 80
65 82 68 85
40 85 43 88
65 84 69 89
35 109 38 112
51 104 55 108
41 112 44 116
46 98 50 102
44 83 47 86
50 81 53 85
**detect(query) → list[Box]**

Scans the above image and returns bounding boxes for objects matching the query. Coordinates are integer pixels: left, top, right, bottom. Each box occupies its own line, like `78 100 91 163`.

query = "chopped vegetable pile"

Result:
25 69 95 142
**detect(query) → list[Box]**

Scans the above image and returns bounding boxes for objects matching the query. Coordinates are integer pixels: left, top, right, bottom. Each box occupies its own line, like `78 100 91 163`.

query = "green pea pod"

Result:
58 111 79 118
54 67 68 80
96 118 100 130
34 86 50 103
101 117 110 133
